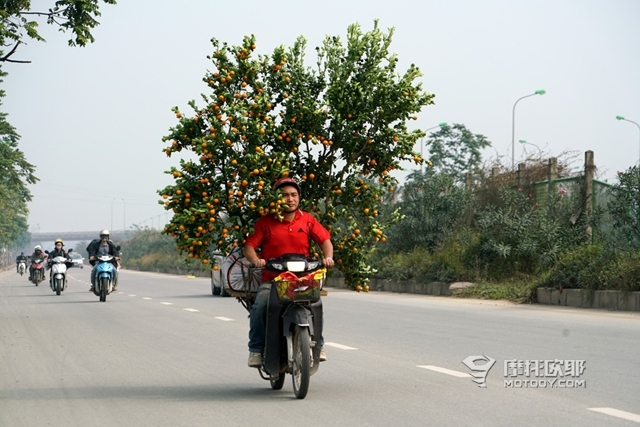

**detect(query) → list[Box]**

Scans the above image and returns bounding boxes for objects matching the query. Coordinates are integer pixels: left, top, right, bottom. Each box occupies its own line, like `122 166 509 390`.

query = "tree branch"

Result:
0 42 31 63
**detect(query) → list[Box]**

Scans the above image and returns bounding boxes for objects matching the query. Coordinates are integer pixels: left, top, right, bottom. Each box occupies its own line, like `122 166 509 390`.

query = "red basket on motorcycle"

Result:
274 269 326 303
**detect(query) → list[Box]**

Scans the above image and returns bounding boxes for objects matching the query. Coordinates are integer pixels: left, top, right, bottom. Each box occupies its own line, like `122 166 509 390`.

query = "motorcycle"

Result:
17 261 26 276
45 249 74 296
30 257 46 286
93 253 118 302
244 254 325 399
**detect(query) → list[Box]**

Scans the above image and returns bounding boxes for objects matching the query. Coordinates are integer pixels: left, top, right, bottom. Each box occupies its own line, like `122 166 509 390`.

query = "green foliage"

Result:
538 244 609 290
118 227 196 272
538 244 640 292
0 64 37 248
425 123 491 176
374 233 472 283
0 0 116 62
606 252 640 292
607 166 640 250
158 21 435 290
456 276 539 303
383 169 472 254
468 186 587 278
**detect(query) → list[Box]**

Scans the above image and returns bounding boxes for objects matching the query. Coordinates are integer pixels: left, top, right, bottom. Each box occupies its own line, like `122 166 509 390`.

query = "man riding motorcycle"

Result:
16 252 27 273
242 177 334 368
47 239 73 285
86 230 120 292
29 245 46 282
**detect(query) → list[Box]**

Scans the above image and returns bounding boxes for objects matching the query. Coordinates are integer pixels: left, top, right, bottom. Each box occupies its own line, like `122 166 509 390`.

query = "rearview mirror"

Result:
68 248 73 253
45 250 50 254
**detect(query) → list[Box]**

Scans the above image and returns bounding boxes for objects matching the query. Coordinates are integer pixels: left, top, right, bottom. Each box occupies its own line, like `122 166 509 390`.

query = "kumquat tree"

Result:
158 21 435 291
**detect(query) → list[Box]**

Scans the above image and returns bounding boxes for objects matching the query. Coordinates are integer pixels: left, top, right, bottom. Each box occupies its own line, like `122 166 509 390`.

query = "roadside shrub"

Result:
537 244 610 290
373 234 474 283
469 186 587 279
599 251 640 292
456 276 539 303
381 170 472 255
374 247 431 281
607 166 640 250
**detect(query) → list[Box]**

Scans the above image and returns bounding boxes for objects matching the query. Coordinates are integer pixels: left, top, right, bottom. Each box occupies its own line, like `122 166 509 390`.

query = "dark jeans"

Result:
248 282 324 353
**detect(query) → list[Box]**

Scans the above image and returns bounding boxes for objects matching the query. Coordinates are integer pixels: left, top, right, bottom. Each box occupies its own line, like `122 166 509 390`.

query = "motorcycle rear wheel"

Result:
270 372 286 390
291 325 311 399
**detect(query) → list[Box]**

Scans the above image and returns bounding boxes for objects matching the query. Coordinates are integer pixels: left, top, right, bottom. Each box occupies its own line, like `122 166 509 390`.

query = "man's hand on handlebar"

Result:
251 258 266 268
323 257 335 269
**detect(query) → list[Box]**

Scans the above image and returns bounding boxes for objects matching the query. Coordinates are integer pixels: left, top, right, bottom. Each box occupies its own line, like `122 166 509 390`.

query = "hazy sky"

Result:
4 0 640 233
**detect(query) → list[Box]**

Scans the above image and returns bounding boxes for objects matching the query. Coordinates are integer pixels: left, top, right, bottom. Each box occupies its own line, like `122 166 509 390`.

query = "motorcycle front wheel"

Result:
99 277 108 302
291 325 311 399
55 278 62 296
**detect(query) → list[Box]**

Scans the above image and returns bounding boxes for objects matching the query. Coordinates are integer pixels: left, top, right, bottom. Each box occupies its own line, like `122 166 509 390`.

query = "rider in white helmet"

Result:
29 245 46 282
86 230 120 292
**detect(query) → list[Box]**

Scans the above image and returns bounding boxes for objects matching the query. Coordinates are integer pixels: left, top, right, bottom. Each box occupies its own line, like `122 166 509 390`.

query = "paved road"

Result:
1 268 639 427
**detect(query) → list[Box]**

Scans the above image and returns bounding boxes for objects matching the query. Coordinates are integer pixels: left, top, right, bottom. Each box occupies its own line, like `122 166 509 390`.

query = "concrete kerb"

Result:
327 276 640 312
536 287 640 312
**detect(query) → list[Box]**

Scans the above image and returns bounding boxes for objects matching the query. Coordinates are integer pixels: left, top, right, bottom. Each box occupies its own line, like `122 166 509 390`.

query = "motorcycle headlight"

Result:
306 261 320 270
285 261 306 272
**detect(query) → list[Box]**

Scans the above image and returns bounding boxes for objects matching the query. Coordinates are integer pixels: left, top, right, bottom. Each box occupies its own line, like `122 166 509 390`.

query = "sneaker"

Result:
319 349 327 362
248 352 262 368
89 285 95 292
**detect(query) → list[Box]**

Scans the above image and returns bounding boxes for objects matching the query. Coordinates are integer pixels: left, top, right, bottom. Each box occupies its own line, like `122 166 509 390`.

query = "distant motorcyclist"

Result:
47 239 73 284
86 230 120 292
16 252 27 273
29 245 46 282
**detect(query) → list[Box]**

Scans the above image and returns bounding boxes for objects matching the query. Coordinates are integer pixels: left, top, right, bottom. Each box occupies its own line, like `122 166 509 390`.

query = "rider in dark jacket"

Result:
29 245 46 282
86 229 120 292
47 239 73 284
16 252 27 272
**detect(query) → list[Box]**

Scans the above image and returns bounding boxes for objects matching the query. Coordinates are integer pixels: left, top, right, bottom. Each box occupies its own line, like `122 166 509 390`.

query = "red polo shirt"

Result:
244 210 331 281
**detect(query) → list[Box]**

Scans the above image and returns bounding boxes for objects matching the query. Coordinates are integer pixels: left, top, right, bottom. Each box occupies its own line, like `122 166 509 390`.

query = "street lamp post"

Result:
616 115 640 166
421 122 448 172
518 139 542 160
121 198 126 231
511 89 546 169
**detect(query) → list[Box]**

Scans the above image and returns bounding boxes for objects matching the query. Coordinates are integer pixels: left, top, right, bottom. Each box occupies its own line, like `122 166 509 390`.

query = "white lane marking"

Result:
142 297 153 300
417 365 471 378
215 316 234 322
160 302 173 305
184 308 199 313
588 408 640 423
128 294 136 297
324 342 358 350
